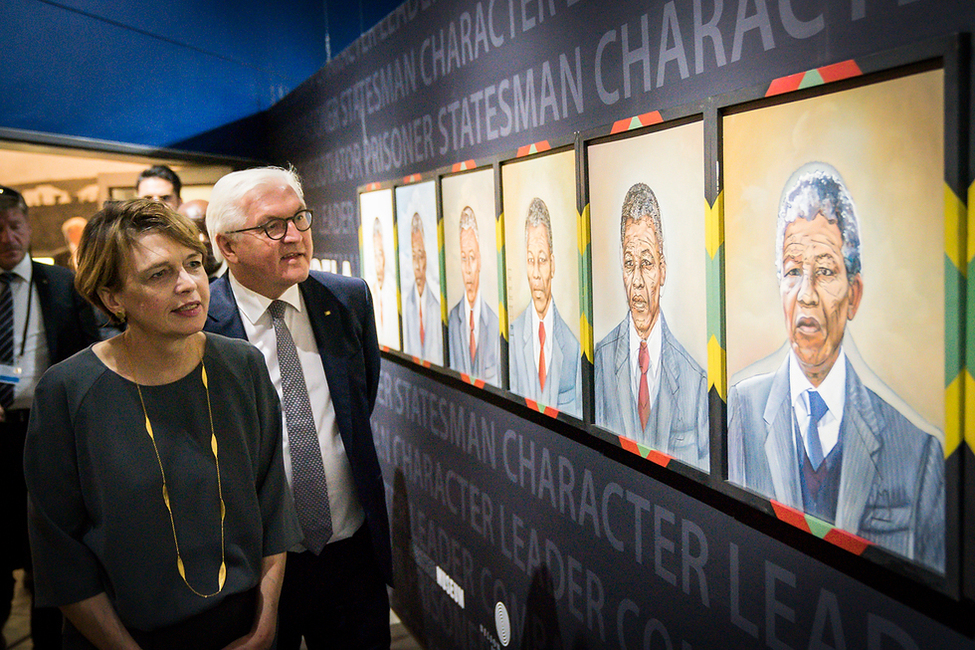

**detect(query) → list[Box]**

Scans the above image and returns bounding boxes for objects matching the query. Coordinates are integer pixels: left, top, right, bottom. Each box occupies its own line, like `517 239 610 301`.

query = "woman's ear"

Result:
98 287 124 321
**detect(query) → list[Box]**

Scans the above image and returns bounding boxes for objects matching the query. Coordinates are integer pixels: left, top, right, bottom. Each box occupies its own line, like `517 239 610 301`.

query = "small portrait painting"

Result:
588 120 709 471
360 188 400 350
724 69 946 572
443 168 500 386
502 150 581 417
397 181 443 366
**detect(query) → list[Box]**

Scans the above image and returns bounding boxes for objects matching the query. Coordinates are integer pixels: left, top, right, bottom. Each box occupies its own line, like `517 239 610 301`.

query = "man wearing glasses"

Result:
204 168 392 649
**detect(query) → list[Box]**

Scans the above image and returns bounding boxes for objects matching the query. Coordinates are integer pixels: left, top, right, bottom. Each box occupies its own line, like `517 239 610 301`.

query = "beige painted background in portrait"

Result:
443 168 500 321
502 150 580 342
359 188 400 350
588 120 708 367
724 69 944 432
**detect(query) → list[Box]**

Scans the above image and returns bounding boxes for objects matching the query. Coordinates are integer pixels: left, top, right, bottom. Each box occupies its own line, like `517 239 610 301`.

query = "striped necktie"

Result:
0 273 15 409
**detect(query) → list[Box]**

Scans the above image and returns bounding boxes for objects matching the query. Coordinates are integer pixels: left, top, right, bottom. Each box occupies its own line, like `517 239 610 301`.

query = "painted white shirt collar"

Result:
789 347 847 460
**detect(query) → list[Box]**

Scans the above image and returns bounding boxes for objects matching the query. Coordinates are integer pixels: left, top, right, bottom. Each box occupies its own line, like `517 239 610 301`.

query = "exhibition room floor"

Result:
3 570 423 649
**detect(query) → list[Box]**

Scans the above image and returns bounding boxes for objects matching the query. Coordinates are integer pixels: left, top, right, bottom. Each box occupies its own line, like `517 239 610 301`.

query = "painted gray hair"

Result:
207 166 305 264
775 162 861 282
458 205 479 244
524 197 553 254
620 183 663 258
410 212 424 238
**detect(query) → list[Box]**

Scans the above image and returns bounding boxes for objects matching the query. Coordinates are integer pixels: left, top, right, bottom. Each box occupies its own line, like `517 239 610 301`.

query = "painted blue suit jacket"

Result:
205 271 392 584
402 281 442 365
447 297 499 386
594 314 709 471
727 355 944 571
508 302 581 417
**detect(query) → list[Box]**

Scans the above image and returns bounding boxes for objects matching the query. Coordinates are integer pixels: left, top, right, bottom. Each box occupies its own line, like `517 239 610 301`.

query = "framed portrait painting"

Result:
442 167 501 387
502 148 582 418
396 180 443 366
587 118 710 473
359 187 400 351
721 44 964 582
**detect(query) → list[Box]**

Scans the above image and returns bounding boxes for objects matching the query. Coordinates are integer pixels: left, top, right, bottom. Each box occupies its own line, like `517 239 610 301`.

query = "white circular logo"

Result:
495 601 511 647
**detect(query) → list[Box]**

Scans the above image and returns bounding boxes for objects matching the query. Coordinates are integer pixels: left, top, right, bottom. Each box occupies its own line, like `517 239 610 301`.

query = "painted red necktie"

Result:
419 301 425 347
469 310 476 364
638 340 650 430
538 321 546 391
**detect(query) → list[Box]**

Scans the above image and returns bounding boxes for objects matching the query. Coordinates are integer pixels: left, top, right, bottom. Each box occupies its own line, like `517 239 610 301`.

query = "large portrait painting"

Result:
396 181 443 366
442 168 500 387
359 187 400 350
502 150 581 418
723 68 946 573
587 120 709 472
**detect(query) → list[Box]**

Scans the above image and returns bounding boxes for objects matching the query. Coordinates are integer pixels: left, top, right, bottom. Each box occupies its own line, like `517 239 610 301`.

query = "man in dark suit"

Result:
727 163 944 571
447 205 499 385
508 198 581 416
594 183 709 470
204 168 392 648
0 186 100 649
401 212 442 364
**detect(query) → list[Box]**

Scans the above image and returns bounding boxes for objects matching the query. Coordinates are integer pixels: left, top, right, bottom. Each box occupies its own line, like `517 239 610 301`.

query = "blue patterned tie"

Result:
806 390 828 470
0 273 15 409
269 300 332 553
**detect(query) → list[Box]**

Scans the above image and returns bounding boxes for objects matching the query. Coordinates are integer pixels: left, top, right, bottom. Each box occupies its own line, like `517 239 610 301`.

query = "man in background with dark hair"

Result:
135 164 182 210
0 186 100 649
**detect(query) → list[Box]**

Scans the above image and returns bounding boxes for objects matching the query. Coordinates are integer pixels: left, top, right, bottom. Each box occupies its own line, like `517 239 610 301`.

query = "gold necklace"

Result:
132 352 226 598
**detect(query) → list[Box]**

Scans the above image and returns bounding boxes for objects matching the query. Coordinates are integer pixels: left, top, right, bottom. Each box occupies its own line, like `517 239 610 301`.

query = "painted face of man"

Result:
780 212 862 386
459 227 480 306
525 223 554 318
622 216 665 340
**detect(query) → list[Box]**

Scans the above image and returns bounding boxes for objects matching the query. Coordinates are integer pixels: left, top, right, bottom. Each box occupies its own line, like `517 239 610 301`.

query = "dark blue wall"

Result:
1 0 399 159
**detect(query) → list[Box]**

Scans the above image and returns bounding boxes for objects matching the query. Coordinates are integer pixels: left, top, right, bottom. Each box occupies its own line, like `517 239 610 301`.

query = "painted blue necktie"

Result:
269 300 332 554
0 273 15 410
806 390 828 470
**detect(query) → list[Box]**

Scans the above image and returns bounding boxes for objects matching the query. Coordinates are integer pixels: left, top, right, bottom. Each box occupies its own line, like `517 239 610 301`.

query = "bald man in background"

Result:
178 199 224 278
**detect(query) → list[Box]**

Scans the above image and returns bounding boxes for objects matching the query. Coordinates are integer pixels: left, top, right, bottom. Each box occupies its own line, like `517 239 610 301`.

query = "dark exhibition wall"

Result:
265 0 975 648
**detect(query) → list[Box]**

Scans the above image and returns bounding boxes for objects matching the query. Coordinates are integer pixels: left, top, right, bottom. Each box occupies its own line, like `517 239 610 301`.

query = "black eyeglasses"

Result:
228 209 314 240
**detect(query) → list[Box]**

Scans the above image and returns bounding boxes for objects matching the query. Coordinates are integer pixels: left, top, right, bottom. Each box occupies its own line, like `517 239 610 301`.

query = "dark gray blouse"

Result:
24 333 302 631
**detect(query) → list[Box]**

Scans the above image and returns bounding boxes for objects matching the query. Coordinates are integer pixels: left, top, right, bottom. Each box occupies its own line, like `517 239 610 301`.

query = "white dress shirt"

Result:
7 255 50 410
789 348 846 461
229 273 364 546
